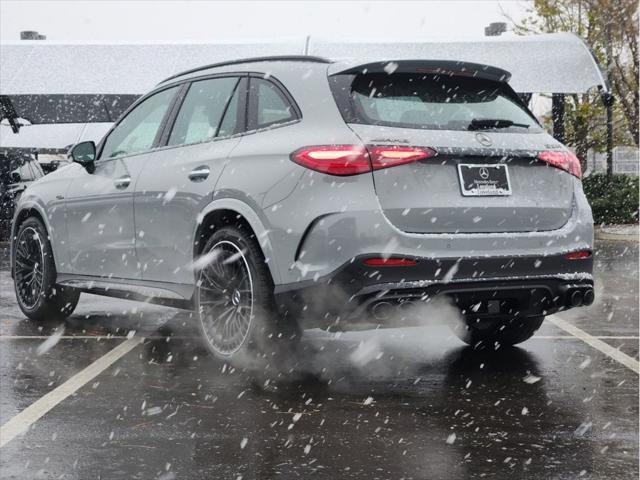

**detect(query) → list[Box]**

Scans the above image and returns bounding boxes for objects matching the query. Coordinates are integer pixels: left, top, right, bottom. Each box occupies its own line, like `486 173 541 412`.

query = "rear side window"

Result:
331 73 540 132
168 77 240 146
248 78 298 130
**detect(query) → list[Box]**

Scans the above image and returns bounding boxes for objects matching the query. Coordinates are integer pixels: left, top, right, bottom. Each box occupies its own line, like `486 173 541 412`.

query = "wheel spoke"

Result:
197 240 254 355
15 227 45 309
202 268 228 293
200 298 227 307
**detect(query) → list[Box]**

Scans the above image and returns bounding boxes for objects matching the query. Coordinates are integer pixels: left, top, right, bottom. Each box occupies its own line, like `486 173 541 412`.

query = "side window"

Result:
250 78 297 130
168 77 239 146
217 78 245 138
100 86 178 159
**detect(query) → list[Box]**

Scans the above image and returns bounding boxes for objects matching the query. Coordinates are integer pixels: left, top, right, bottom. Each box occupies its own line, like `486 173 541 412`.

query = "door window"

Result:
168 77 240 146
100 86 178 159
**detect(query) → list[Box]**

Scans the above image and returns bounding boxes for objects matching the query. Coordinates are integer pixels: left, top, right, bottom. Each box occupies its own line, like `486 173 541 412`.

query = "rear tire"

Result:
13 217 80 321
452 315 544 349
195 225 301 364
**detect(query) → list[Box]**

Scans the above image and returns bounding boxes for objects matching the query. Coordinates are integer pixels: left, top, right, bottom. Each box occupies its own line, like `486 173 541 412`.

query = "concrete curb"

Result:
595 228 639 243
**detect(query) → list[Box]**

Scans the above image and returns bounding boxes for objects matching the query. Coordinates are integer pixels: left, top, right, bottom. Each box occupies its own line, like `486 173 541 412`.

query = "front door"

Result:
65 86 179 279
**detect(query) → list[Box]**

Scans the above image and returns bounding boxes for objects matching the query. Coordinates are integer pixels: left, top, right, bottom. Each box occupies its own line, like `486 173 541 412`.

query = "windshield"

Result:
333 73 541 132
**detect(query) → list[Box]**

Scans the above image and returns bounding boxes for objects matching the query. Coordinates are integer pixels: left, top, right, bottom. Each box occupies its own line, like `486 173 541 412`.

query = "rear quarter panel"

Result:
214 62 370 285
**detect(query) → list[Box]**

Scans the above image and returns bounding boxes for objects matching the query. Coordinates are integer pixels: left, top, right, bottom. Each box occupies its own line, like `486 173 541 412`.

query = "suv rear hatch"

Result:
329 60 575 234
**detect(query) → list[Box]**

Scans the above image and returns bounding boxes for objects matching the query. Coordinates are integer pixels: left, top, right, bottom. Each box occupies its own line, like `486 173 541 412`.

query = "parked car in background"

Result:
10 56 594 362
1 151 45 241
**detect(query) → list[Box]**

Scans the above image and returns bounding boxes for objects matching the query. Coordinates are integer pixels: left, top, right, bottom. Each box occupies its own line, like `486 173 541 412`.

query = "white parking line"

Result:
0 335 129 340
0 335 192 340
548 316 640 374
0 337 143 448
533 335 640 340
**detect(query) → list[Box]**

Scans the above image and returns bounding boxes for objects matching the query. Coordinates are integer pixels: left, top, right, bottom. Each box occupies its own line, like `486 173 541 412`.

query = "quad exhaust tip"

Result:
371 301 394 321
570 290 584 307
569 288 595 307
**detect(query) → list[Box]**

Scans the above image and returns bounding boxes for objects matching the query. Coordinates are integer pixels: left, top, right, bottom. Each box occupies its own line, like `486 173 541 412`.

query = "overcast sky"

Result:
1 0 531 43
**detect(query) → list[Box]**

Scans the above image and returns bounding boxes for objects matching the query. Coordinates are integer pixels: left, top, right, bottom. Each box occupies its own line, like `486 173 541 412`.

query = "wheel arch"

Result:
10 203 53 278
194 198 282 285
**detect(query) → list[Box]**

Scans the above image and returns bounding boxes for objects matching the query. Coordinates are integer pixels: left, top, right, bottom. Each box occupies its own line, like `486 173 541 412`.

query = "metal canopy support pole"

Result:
551 93 565 144
0 96 20 133
604 92 615 177
605 22 614 177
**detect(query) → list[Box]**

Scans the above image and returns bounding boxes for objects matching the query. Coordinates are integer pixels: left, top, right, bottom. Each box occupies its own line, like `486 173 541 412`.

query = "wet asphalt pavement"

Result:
0 240 638 480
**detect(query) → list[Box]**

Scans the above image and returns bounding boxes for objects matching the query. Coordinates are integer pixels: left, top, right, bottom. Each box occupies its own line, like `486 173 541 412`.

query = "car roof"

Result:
158 55 332 84
158 55 512 89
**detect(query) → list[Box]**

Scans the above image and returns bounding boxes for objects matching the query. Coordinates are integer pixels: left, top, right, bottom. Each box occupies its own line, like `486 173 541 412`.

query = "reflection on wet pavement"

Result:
0 241 638 479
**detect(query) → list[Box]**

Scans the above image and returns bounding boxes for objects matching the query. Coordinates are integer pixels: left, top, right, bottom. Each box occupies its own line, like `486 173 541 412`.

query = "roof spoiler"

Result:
328 59 511 83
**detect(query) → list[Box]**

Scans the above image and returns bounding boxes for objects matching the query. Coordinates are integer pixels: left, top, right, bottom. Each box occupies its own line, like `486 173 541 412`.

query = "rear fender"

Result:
196 198 282 285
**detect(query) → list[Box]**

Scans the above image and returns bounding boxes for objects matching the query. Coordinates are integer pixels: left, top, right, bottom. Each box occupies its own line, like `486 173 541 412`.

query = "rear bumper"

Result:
274 253 594 329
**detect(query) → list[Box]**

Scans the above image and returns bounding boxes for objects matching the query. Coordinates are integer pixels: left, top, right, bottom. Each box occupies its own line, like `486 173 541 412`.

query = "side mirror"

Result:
69 141 96 169
10 171 21 183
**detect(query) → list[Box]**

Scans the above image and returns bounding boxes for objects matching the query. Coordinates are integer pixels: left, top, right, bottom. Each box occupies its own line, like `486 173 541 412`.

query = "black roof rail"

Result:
159 55 332 84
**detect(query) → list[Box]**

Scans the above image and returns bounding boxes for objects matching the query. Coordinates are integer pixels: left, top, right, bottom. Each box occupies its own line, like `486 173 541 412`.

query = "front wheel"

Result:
452 316 545 349
13 217 80 321
195 225 300 363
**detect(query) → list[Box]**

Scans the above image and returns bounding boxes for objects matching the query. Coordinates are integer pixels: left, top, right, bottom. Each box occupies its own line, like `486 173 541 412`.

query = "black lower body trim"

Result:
274 253 593 329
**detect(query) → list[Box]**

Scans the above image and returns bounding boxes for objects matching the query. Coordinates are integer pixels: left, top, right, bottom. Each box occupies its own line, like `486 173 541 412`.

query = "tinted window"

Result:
101 87 178 159
168 77 240 146
252 78 296 129
333 73 539 132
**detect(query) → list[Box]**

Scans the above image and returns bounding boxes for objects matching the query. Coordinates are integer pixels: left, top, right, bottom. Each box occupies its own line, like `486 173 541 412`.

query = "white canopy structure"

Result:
0 32 609 149
0 123 111 153
313 33 608 95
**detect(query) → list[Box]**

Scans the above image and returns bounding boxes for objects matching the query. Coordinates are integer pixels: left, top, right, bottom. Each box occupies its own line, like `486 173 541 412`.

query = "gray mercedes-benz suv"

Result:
11 56 594 360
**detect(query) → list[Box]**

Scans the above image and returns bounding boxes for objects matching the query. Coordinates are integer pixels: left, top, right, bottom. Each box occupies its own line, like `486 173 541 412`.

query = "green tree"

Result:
508 0 639 157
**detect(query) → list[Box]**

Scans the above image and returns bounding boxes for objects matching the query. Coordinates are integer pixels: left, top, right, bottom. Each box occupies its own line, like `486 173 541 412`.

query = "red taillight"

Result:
368 145 436 170
290 145 436 176
363 257 417 266
290 145 371 176
564 250 592 260
538 150 582 178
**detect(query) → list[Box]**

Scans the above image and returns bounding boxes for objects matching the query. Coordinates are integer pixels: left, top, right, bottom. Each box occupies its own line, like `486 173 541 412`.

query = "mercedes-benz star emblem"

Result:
479 167 490 179
475 132 493 147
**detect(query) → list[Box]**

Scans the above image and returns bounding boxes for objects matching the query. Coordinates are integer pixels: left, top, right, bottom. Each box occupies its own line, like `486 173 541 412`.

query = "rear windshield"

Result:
330 73 541 132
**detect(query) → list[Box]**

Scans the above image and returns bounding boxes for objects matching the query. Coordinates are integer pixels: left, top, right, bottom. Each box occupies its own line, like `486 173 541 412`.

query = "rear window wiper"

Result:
468 118 530 130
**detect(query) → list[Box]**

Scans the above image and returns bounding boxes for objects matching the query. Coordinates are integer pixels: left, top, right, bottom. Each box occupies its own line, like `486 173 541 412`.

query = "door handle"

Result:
188 166 210 182
114 175 131 189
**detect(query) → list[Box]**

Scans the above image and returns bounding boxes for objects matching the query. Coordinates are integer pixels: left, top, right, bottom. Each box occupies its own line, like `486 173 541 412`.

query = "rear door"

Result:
65 86 179 279
330 66 574 234
134 75 245 284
